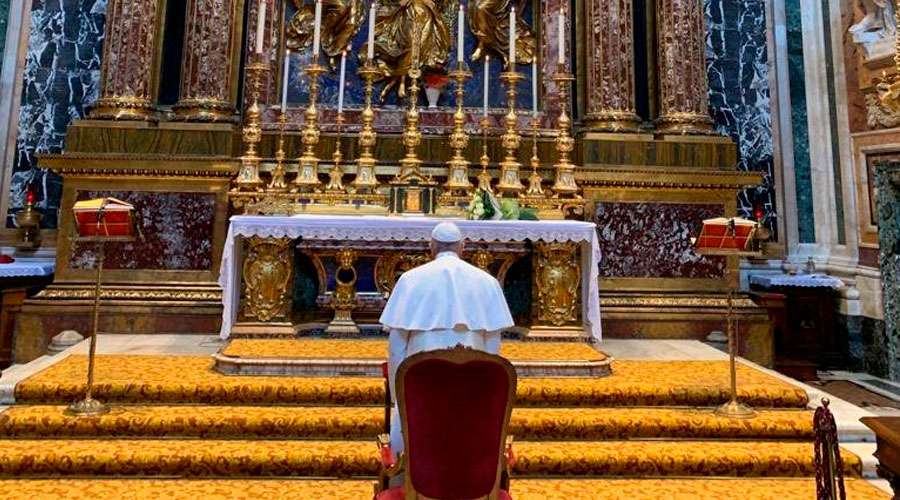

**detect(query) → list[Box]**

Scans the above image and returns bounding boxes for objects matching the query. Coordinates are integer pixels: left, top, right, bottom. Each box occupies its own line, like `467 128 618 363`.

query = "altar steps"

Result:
0 405 816 441
0 438 862 478
13 355 810 408
0 478 888 500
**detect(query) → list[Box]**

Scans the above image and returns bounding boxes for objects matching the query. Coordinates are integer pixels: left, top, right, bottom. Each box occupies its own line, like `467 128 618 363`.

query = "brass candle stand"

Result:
326 112 346 192
497 70 525 196
444 62 473 194
398 65 424 180
294 62 326 192
524 115 544 197
550 64 579 197
234 60 269 192
353 61 381 192
477 116 493 193
267 106 289 192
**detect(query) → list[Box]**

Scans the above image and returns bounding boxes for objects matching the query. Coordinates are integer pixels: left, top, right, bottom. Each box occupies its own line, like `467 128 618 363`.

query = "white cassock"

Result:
379 251 515 458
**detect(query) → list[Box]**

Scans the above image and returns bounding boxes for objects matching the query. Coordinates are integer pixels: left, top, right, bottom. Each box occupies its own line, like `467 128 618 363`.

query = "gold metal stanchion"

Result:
713 285 755 419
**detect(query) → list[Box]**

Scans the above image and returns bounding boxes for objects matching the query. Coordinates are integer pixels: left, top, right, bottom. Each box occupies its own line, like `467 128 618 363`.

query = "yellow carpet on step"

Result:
14 355 809 407
222 338 608 362
0 439 860 477
0 405 815 440
0 478 888 499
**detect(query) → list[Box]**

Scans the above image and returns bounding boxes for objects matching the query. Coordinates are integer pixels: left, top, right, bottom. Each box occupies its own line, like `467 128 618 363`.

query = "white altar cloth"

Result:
219 215 602 341
0 258 55 278
750 273 844 289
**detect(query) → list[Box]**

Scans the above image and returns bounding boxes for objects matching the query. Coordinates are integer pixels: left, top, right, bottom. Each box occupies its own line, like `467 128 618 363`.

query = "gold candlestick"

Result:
551 64 579 197
525 115 544 196
398 65 423 179
267 106 289 192
497 70 525 196
353 61 380 192
444 62 473 194
326 112 346 192
235 60 268 192
477 116 493 193
294 63 326 191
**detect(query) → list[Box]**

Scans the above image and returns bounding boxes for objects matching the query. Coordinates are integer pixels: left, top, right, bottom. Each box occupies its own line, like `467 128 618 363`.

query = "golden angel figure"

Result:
371 0 454 101
468 0 536 66
286 0 367 67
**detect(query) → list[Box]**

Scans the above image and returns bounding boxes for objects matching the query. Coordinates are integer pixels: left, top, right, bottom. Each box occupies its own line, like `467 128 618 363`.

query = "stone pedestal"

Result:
655 0 715 135
583 0 641 132
91 0 162 120
172 0 241 121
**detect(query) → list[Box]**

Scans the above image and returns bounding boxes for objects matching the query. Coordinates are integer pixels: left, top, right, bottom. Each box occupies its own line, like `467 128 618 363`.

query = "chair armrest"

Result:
504 435 516 468
381 362 389 379
376 433 395 468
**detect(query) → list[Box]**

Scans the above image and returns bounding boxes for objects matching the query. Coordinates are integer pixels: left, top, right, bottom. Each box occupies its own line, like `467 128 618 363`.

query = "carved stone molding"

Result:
241 237 294 322
173 0 240 121
532 242 581 326
91 0 162 121
655 0 715 135
583 0 641 132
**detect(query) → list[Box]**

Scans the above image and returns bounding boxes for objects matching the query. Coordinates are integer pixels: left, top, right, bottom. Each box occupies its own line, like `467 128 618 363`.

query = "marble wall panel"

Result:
594 202 726 279
874 162 900 380
0 0 10 59
705 0 777 238
7 0 106 229
69 191 216 270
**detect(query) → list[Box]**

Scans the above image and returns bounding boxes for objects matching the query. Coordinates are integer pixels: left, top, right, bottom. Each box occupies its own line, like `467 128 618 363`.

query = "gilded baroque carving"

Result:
287 0 367 67
468 0 535 65
91 0 161 120
584 0 640 132
35 288 223 301
655 0 715 134
471 249 493 271
533 242 580 326
375 252 431 295
871 88 900 128
241 237 295 322
326 248 360 334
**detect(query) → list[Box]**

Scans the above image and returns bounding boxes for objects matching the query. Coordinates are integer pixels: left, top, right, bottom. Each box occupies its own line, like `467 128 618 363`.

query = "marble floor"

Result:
0 334 891 493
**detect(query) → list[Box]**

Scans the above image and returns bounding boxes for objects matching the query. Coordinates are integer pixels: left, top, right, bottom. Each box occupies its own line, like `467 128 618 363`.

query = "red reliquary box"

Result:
73 197 135 237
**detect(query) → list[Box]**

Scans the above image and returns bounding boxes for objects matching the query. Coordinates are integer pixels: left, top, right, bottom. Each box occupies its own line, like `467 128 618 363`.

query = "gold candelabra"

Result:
294 62 326 191
550 64 579 197
353 61 381 192
398 65 424 180
444 62 473 194
477 115 493 193
235 60 269 192
326 112 346 192
267 106 289 192
525 114 544 196
497 70 525 196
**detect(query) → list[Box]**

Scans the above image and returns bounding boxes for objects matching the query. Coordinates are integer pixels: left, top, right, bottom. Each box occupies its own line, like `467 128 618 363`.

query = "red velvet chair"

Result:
374 346 517 500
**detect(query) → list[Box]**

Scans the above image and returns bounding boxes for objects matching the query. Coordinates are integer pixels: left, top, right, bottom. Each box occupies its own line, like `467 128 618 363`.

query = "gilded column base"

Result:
172 98 237 122
655 112 716 135
583 110 643 133
90 97 158 121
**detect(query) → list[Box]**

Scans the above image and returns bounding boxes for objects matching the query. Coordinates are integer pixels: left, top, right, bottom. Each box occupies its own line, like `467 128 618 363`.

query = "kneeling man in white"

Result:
380 221 515 458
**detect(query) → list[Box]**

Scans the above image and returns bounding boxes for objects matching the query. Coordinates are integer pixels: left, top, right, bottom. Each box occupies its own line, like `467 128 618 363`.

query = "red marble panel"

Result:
594 202 726 279
69 191 216 271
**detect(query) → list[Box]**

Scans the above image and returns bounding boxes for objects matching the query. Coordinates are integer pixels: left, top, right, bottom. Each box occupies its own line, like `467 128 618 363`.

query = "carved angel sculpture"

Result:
468 0 536 66
371 0 454 101
286 0 367 67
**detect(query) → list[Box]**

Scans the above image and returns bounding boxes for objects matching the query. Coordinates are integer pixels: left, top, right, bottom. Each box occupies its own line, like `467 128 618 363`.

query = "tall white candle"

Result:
312 0 322 59
281 50 291 111
532 60 537 115
457 4 464 63
254 0 266 54
367 2 376 60
337 48 347 113
508 7 516 66
557 10 565 64
483 55 489 116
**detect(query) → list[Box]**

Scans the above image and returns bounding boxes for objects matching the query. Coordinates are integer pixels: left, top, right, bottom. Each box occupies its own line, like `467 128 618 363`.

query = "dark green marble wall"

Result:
0 0 8 62
875 161 900 380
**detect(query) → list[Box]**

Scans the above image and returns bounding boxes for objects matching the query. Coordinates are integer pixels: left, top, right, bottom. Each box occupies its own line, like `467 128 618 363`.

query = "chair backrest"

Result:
396 346 517 499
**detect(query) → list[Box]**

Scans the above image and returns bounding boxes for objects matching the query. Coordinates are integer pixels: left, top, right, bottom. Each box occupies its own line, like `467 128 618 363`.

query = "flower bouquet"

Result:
466 189 538 221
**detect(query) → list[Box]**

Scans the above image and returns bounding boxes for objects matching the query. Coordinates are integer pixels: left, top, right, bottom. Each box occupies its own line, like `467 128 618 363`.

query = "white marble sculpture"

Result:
850 0 897 60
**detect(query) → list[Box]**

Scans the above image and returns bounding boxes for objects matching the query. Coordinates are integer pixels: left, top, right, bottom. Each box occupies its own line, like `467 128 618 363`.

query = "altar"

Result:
219 214 601 341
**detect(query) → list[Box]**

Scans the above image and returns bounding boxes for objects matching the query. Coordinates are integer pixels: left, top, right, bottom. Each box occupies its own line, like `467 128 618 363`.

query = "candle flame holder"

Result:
293 63 326 192
525 115 544 197
353 60 381 192
398 65 424 180
477 116 493 193
497 70 525 196
235 60 269 192
326 112 346 192
550 64 579 197
444 62 473 194
267 106 289 192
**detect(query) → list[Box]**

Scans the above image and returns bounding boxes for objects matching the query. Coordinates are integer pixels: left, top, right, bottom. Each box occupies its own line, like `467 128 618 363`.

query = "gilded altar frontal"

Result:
0 0 896 495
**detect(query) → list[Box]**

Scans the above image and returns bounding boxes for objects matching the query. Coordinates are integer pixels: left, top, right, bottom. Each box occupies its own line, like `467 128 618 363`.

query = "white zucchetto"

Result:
431 221 463 243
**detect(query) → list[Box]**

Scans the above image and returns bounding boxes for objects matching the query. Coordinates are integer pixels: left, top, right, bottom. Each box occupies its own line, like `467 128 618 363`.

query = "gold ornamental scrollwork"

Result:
533 241 580 326
468 0 536 65
326 248 360 334
375 251 431 296
241 236 295 322
286 0 367 66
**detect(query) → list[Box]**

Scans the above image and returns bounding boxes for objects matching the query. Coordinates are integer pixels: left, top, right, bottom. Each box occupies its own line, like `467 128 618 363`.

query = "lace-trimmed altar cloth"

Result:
218 215 602 341
749 273 844 289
